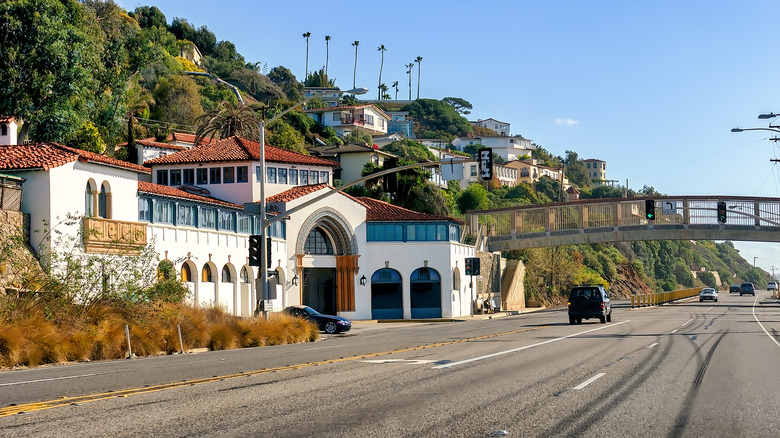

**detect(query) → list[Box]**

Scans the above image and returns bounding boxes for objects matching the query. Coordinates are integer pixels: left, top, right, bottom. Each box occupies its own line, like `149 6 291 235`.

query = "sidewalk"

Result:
352 307 549 324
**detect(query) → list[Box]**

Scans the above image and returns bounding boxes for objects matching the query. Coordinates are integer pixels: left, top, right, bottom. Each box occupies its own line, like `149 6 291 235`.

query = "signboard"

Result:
662 200 679 216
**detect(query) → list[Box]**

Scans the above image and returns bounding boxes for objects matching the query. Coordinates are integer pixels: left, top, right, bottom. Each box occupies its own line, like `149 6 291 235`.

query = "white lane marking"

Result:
303 345 343 351
752 293 780 349
647 342 659 349
671 329 678 334
573 373 606 390
361 359 435 364
707 306 714 311
0 373 97 387
682 319 693 327
432 320 631 370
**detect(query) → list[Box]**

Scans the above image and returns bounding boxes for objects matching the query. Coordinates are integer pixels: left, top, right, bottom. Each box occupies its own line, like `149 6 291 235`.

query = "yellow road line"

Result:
0 325 547 418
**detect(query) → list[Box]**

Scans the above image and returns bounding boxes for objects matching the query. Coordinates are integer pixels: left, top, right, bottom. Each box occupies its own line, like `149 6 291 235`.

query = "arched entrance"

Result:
410 267 442 318
295 208 359 315
371 268 402 319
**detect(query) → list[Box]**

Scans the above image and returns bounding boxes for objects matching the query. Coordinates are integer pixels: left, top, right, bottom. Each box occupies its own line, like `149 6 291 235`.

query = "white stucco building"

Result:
304 105 390 137
452 135 534 162
0 136 478 320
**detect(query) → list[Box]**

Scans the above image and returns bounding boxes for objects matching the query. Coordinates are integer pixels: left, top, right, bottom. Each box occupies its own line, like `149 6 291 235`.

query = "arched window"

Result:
85 182 95 217
221 265 232 283
304 228 334 255
157 260 175 281
99 182 110 218
181 264 192 282
410 267 442 318
240 267 250 283
520 168 529 177
453 267 461 290
201 264 213 282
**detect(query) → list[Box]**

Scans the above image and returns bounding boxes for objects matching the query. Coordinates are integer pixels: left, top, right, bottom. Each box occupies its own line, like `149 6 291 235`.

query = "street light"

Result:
731 127 780 134
758 113 780 119
256 87 368 316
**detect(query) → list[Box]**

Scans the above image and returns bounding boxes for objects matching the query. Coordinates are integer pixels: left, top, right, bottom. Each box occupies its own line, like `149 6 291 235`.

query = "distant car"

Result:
282 305 352 334
568 285 612 324
729 284 741 293
768 281 778 291
740 282 756 296
699 287 718 302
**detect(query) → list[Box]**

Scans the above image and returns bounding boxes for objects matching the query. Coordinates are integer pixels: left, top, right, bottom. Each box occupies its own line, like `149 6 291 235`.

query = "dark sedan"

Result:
729 284 741 293
283 305 352 334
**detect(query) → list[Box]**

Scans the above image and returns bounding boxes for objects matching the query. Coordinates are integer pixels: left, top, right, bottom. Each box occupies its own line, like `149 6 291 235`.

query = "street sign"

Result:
662 200 678 215
478 148 493 180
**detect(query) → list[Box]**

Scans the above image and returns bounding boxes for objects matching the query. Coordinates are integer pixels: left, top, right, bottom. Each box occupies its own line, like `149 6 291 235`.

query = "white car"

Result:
768 282 778 291
699 287 718 302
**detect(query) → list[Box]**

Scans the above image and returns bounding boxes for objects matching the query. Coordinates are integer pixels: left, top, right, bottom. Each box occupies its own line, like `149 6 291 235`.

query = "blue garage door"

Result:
410 267 441 319
371 268 403 319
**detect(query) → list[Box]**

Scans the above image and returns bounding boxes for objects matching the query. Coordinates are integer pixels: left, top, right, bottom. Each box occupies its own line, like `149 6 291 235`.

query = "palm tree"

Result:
392 81 399 100
302 32 311 78
380 83 390 100
377 44 387 100
194 100 260 146
406 62 414 100
415 56 423 99
324 35 331 76
352 41 360 89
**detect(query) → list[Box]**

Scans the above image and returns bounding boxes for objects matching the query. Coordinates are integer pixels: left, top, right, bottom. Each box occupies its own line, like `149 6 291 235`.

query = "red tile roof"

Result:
357 197 462 223
266 183 330 203
143 136 338 168
137 181 243 209
0 116 16 124
134 138 186 151
0 143 150 173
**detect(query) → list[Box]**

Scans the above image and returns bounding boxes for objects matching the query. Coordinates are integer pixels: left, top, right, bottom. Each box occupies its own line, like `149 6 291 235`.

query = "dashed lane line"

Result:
573 373 606 390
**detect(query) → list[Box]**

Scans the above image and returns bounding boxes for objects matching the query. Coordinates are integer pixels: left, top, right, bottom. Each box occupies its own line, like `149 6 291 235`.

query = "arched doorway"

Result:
410 267 442 318
296 208 359 315
302 227 337 315
371 268 402 319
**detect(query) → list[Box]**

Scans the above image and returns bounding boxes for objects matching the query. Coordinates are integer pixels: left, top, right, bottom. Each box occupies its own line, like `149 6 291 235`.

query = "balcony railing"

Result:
82 217 147 255
341 116 366 126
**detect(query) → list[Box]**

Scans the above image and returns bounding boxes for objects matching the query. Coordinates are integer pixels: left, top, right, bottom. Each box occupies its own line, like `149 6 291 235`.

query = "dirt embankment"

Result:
609 262 654 298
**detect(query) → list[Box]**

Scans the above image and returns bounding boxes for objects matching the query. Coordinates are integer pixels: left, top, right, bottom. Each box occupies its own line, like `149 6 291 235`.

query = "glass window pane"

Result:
237 166 248 183
170 169 182 186
278 168 287 184
209 168 221 184
267 167 276 183
300 170 308 185
184 169 195 185
321 171 329 184
289 169 298 185
223 167 235 184
197 169 208 185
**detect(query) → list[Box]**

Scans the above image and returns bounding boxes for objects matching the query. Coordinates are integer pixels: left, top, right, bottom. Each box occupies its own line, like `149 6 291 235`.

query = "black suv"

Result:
568 286 612 324
740 282 756 296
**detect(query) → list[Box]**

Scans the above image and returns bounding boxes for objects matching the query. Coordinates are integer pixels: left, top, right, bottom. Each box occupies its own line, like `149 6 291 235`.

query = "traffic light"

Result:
478 148 493 180
717 201 727 223
248 234 261 267
465 257 480 276
645 200 655 221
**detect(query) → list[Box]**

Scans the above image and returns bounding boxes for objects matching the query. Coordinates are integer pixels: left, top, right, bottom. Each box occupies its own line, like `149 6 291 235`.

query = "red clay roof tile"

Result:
137 181 243 209
143 136 338 168
0 143 150 173
357 197 462 223
265 183 330 203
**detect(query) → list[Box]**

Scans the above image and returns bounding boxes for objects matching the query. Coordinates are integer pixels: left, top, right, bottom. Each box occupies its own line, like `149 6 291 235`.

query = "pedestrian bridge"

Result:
466 196 780 251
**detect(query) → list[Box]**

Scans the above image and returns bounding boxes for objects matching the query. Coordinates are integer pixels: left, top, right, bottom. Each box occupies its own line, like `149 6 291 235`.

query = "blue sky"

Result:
116 0 780 274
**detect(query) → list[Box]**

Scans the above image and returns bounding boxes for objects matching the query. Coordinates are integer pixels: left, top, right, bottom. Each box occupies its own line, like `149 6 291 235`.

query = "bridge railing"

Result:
467 196 780 239
630 288 701 308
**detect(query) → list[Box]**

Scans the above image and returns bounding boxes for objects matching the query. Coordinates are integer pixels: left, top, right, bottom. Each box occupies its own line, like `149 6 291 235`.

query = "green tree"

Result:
0 0 102 142
129 5 167 29
70 121 105 154
563 150 591 188
535 176 565 202
392 81 399 100
377 44 387 100
152 75 203 127
324 35 331 76
268 66 304 101
344 129 372 145
382 139 436 161
352 41 360 89
415 56 423 99
304 69 335 87
406 62 414 100
442 97 472 115
403 99 473 139
194 100 260 145
302 32 311 78
699 271 717 288
266 120 306 153
457 183 489 212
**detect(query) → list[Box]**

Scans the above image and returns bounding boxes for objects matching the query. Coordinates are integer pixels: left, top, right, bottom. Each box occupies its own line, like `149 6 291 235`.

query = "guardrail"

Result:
630 287 700 308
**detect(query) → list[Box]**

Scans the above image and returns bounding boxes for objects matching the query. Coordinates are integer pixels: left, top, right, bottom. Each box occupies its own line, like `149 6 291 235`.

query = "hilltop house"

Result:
469 118 511 136
452 135 534 162
307 142 397 186
584 158 607 185
304 105 390 138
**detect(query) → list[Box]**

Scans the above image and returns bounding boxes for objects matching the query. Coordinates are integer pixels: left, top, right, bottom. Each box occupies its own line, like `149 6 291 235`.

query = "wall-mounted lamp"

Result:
359 275 367 286
292 274 299 286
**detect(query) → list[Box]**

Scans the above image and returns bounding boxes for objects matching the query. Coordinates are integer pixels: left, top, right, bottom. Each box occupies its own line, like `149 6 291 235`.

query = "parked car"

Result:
699 287 718 302
568 285 612 324
768 281 778 291
740 282 756 296
283 305 352 334
729 284 741 293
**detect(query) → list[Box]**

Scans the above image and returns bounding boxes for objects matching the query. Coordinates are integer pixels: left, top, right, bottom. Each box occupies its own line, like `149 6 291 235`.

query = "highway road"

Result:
2 291 780 437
